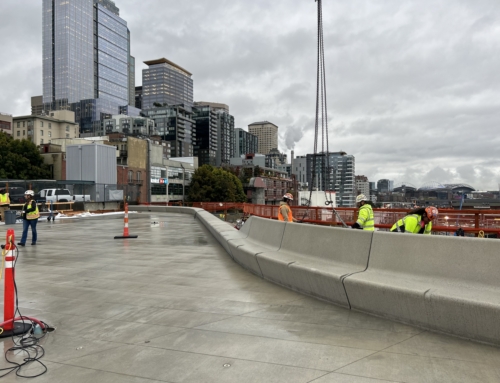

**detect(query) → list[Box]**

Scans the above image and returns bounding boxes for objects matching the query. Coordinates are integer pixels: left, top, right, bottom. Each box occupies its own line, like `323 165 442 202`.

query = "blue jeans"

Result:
21 219 38 244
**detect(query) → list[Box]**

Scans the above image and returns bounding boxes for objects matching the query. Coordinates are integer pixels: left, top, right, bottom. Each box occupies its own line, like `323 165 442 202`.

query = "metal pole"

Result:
180 163 185 204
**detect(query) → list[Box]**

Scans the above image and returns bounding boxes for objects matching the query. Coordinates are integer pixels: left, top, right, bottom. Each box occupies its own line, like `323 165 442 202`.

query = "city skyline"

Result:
1 0 500 189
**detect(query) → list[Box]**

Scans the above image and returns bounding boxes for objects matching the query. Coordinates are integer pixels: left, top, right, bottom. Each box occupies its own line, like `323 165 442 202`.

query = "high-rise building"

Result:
192 104 218 166
306 151 355 207
266 148 287 169
142 105 195 158
377 179 394 193
42 0 134 134
355 175 370 197
135 86 143 109
142 58 193 110
234 128 258 158
31 96 44 116
192 102 234 167
248 121 278 155
215 110 235 167
291 155 308 185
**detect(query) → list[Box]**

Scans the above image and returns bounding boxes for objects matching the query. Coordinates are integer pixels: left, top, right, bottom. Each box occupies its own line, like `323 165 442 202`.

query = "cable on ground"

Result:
0 245 52 379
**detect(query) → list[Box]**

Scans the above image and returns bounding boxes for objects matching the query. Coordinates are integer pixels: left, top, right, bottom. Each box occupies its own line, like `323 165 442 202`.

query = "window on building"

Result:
17 122 20 128
137 172 141 182
66 125 69 132
66 133 69 138
48 123 51 128
17 131 20 137
40 121 43 127
40 130 43 136
128 170 133 183
48 131 51 137
23 130 25 136
40 139 43 144
22 121 25 127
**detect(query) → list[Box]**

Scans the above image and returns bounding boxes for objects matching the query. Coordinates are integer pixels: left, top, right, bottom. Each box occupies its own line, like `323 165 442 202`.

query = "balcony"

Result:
119 150 128 157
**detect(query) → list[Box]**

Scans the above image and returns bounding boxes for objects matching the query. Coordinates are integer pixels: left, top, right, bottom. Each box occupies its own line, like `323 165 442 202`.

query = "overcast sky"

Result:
1 0 500 190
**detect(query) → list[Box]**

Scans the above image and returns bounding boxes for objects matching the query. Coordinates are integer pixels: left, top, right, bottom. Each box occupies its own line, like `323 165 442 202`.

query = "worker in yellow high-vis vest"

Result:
18 190 40 246
351 194 375 231
390 206 438 234
0 188 10 222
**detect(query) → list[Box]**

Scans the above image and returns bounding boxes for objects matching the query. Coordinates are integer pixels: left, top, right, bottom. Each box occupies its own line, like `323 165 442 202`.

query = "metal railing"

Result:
173 202 500 236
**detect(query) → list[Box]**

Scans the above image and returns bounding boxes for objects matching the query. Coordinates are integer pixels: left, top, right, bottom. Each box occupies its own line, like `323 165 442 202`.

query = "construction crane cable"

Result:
304 0 347 227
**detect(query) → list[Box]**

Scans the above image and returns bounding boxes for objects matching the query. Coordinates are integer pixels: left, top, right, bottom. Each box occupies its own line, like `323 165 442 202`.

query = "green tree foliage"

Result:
188 165 246 202
0 132 52 179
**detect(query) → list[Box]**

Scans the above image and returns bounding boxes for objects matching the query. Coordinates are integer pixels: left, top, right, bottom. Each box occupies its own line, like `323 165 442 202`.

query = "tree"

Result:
0 132 51 179
188 165 246 202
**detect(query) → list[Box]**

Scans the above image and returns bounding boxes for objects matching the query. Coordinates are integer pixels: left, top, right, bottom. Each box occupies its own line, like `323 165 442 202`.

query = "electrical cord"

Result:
0 245 52 379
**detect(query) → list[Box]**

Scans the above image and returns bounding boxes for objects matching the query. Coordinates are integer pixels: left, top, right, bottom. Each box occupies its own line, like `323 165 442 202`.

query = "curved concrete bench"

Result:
257 223 372 307
227 216 286 276
134 206 500 345
344 231 500 344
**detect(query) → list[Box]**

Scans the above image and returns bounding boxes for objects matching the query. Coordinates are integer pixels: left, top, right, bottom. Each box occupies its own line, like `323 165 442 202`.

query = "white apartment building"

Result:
13 110 79 146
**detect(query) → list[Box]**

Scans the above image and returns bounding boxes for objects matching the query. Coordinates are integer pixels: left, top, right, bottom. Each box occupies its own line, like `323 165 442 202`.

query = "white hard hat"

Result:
25 190 35 196
356 194 368 203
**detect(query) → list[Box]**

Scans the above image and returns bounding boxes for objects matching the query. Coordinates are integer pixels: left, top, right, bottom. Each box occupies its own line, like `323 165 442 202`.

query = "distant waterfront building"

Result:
13 110 79 145
142 58 193 110
377 179 394 193
248 121 278 155
42 0 134 134
234 128 258 158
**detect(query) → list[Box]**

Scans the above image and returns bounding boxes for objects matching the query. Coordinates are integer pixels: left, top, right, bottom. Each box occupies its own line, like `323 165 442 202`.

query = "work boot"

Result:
31 243 36 246
17 242 25 247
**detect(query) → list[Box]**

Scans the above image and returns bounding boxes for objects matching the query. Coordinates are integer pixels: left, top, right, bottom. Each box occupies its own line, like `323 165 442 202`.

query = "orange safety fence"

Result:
142 202 500 235
189 203 500 235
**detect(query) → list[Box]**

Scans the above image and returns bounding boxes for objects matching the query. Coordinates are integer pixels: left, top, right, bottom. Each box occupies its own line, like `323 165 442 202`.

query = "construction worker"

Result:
351 194 374 231
0 188 10 222
278 193 297 222
390 206 438 235
18 190 40 246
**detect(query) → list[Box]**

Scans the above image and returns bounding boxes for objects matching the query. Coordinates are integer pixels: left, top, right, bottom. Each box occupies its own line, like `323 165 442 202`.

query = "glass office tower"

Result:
42 0 134 134
142 58 194 109
42 0 94 105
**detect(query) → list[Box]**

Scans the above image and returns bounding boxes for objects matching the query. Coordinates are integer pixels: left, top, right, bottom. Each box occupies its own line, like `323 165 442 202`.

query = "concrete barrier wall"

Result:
135 206 500 345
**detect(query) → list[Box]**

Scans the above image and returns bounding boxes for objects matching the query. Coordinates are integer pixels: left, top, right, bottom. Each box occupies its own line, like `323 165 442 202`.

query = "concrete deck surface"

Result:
0 212 499 382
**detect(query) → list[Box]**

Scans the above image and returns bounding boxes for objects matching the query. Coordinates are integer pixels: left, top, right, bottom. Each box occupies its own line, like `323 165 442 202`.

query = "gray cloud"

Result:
1 0 500 189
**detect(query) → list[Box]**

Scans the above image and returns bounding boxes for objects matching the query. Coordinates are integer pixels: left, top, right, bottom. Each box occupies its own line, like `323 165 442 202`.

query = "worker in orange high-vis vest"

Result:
278 193 297 222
